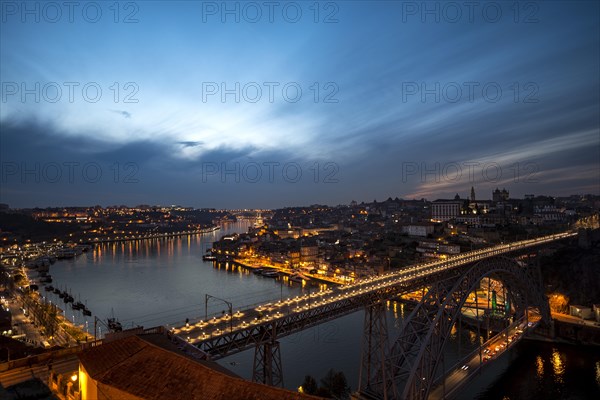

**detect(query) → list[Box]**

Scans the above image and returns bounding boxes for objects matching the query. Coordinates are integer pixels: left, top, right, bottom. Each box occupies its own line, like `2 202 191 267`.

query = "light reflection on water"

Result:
551 347 565 384
536 355 544 379
473 341 600 400
43 222 600 396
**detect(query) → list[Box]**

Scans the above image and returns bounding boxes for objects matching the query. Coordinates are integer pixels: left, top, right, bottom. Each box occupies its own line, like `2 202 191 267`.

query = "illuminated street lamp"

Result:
205 294 233 332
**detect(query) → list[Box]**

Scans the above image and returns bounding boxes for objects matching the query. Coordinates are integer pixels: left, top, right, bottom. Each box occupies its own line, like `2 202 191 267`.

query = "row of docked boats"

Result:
26 245 91 266
25 256 56 269
202 247 310 283
55 244 91 259
44 285 92 316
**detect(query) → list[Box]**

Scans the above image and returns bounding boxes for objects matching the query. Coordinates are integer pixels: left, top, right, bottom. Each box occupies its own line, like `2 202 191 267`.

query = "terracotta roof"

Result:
79 334 321 400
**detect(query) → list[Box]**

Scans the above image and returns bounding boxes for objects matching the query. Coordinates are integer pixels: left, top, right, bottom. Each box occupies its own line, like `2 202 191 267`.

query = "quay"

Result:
85 225 220 244
223 257 347 286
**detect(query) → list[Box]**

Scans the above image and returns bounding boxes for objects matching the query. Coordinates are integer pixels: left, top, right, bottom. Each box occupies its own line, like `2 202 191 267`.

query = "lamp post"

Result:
205 294 233 333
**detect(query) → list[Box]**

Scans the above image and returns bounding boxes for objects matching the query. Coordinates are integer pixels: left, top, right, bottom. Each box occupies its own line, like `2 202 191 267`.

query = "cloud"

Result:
178 141 203 148
111 110 132 119
0 1 598 207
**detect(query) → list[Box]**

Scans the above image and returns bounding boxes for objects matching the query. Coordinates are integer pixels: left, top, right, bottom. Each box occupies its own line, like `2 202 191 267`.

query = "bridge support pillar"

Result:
252 339 283 387
358 301 392 399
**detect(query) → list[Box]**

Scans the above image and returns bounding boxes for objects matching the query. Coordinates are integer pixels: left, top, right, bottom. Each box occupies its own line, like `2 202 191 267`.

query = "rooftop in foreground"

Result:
78 333 320 400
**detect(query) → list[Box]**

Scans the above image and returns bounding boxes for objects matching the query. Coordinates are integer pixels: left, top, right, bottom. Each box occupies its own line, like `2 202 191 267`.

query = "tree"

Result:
316 387 332 397
301 375 318 395
320 369 350 399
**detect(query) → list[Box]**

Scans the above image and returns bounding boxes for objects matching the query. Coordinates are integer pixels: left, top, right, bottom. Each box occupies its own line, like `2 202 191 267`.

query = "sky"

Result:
1 0 598 209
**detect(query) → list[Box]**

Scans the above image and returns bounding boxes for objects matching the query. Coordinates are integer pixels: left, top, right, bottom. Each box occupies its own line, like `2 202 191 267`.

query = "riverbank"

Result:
529 316 600 346
228 258 345 286
83 225 220 244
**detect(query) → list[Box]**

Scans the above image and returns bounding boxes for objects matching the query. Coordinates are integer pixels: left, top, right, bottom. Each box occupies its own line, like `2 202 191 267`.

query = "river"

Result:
42 221 600 398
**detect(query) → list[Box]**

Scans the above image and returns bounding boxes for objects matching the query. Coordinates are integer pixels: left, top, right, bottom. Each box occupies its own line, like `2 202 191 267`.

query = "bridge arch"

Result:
377 256 549 399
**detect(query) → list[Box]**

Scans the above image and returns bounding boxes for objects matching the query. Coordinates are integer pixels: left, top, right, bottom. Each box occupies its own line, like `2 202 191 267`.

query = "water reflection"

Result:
473 341 600 400
45 222 600 397
551 348 565 384
535 356 544 379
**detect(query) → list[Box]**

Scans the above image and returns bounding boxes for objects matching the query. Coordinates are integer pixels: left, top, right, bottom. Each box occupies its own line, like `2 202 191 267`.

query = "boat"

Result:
78 244 92 252
252 268 264 275
62 288 73 303
56 248 76 259
82 300 92 316
289 272 310 283
53 288 61 295
202 254 217 261
107 309 122 331
45 285 54 291
261 270 279 278
72 294 85 310
107 317 123 332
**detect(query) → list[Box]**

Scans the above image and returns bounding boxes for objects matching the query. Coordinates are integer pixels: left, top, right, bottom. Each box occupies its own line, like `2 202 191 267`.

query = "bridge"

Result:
172 231 577 399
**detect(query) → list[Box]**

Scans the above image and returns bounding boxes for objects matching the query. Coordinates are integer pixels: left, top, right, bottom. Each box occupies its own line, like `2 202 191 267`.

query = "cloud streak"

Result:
0 1 598 207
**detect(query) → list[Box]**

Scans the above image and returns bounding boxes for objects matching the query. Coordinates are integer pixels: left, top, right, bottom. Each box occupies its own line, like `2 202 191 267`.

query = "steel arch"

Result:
382 256 549 400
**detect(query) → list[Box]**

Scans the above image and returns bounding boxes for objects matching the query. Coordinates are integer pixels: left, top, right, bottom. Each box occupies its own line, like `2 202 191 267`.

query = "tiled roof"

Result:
79 334 321 400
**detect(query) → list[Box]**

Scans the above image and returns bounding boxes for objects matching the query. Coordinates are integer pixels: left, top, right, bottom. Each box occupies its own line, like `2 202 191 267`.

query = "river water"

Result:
42 221 600 398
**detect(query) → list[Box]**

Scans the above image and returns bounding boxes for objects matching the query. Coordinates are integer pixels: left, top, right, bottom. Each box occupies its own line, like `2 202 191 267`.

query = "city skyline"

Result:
1 1 599 208
0 186 597 211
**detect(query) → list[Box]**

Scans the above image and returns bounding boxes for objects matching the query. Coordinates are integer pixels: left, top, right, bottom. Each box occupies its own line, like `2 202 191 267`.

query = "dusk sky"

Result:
1 1 598 209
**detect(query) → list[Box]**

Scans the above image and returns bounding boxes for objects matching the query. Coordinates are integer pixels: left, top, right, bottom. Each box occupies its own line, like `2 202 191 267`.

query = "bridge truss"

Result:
186 233 574 394
358 256 550 400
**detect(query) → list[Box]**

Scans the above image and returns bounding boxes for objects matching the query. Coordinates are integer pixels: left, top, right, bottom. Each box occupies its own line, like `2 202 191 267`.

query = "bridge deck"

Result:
428 315 539 400
171 232 575 359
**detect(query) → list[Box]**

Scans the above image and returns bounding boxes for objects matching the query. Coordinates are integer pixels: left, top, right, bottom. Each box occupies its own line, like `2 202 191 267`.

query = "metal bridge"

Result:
172 231 576 399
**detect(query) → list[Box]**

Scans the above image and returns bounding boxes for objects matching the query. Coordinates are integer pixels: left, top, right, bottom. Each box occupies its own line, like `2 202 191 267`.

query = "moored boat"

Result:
261 270 279 278
107 317 122 332
289 272 310 283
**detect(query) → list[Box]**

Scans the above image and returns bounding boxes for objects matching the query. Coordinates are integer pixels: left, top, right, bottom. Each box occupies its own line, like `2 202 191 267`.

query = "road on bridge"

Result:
173 232 575 356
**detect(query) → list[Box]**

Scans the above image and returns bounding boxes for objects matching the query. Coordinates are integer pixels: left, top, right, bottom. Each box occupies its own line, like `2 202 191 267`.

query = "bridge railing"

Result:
172 232 576 336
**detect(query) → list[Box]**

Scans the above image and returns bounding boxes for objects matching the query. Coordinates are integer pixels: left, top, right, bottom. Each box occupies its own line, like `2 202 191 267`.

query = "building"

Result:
77 332 318 400
431 198 462 221
492 188 509 203
416 240 460 259
401 224 434 237
569 305 592 320
300 245 318 264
